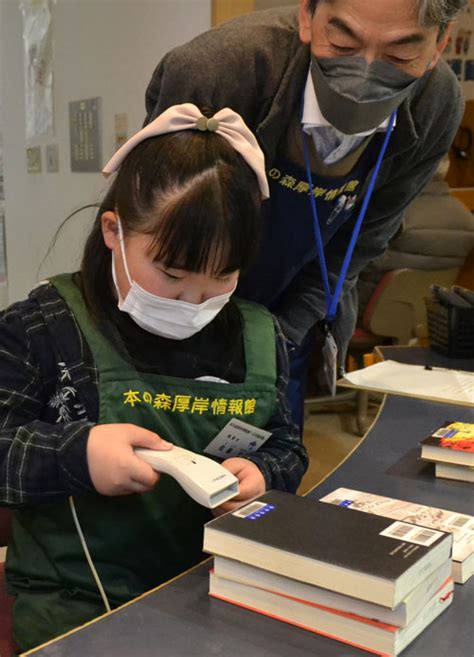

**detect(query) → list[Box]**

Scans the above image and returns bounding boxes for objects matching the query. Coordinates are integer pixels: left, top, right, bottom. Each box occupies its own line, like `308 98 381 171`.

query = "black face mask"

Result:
311 55 426 134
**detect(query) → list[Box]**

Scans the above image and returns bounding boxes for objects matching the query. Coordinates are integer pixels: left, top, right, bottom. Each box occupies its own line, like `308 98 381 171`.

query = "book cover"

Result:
203 491 452 607
320 487 473 584
209 572 454 657
421 421 474 466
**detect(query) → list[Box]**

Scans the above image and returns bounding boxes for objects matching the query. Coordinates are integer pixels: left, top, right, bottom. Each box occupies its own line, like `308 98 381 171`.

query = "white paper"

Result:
341 360 474 406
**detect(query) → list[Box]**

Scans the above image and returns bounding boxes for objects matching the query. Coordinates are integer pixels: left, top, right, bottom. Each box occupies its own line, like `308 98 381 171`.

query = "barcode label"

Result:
380 521 445 546
390 523 412 539
412 529 439 543
446 514 472 529
433 427 457 438
326 498 354 507
233 502 267 518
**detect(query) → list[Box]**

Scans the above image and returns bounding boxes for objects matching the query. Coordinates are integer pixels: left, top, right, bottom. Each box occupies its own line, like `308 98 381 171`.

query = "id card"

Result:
322 331 338 397
204 418 272 458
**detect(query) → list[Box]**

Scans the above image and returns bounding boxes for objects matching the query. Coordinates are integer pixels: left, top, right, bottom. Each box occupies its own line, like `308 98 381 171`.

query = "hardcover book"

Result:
209 572 454 657
203 491 452 608
320 487 474 584
420 421 474 466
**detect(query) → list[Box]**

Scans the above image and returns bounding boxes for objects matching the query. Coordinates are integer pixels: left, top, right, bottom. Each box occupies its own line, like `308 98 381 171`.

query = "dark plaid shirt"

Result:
0 282 308 507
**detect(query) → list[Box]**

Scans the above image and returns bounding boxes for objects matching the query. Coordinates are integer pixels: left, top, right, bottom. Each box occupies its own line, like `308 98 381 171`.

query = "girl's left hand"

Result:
213 458 266 516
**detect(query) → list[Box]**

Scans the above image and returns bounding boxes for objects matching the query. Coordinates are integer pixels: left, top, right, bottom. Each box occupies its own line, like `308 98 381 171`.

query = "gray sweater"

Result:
144 8 464 356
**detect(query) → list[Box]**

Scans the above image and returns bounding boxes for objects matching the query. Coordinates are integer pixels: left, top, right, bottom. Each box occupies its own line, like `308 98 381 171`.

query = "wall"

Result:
212 0 297 25
212 0 254 25
0 0 211 307
254 1 297 9
0 9 6 309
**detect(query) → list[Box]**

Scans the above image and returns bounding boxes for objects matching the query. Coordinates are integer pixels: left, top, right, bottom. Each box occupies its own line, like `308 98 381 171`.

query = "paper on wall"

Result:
20 0 54 141
0 202 7 287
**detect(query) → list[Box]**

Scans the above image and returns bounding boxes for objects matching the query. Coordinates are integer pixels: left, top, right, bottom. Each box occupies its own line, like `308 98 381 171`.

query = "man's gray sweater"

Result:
144 8 464 356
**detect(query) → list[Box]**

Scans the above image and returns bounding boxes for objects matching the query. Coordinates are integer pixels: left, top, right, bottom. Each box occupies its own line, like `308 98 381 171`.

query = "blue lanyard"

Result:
302 111 397 323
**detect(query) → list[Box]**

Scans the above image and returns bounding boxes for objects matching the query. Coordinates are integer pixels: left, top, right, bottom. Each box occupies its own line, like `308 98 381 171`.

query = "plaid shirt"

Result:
0 283 307 507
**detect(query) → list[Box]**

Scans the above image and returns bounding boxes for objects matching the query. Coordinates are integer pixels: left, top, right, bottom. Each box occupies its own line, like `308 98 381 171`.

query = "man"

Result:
144 0 466 430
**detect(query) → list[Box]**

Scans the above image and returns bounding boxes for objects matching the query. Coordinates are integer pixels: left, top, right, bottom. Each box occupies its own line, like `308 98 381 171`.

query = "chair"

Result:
360 267 460 344
305 267 460 436
455 245 474 290
0 508 16 657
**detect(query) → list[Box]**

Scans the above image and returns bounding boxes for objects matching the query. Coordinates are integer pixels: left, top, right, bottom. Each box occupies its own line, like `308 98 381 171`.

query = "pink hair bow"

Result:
102 103 269 199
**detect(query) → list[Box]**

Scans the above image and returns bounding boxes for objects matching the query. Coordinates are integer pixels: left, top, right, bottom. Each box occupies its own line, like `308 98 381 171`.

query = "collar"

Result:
301 69 395 137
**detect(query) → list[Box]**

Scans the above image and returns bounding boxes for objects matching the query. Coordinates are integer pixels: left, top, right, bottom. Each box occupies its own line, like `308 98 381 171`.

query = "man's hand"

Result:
87 423 172 496
213 457 266 516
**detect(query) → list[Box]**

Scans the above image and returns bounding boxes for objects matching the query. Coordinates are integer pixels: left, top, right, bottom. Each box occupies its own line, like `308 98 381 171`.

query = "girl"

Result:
0 104 308 651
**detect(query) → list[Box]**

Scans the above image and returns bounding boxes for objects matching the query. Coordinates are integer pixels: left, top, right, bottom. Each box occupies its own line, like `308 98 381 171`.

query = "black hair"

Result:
306 0 469 31
80 127 262 322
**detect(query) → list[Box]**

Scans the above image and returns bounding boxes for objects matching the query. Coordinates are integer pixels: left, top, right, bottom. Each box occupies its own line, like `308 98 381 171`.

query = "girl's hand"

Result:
87 423 172 496
213 457 266 516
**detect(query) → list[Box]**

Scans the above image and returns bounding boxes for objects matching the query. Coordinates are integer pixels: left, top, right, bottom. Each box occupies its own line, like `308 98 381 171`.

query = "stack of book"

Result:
204 491 454 656
420 421 474 483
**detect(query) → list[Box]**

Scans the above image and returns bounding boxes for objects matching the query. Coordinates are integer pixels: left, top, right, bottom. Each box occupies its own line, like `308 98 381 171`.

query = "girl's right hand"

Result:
87 423 173 496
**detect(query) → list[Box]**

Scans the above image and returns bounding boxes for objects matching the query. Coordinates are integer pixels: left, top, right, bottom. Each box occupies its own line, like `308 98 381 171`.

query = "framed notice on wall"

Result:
69 97 102 173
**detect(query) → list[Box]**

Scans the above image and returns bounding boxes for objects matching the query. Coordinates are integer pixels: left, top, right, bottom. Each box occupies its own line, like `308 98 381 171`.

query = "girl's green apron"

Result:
7 274 278 650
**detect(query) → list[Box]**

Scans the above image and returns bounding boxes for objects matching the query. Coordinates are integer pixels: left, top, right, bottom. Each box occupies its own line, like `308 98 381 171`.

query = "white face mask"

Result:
111 220 235 340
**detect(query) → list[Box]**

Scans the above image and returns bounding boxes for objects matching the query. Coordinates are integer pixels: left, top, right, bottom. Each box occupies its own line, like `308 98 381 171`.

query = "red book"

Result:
209 572 454 657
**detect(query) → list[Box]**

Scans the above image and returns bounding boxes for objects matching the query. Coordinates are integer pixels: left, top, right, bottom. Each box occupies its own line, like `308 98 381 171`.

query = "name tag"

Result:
322 331 338 397
204 419 272 458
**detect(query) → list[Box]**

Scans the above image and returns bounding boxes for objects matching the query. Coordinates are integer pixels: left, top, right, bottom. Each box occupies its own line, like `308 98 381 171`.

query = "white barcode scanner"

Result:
135 445 239 509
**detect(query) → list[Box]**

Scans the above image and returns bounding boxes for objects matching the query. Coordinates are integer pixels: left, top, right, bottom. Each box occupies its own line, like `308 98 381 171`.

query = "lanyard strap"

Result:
302 110 397 323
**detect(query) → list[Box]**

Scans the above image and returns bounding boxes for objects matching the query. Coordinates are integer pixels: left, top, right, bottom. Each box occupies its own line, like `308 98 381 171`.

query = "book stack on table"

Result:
420 421 474 484
204 491 454 657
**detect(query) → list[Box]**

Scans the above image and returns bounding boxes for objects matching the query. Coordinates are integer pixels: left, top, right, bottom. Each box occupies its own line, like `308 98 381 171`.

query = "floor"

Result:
297 396 381 496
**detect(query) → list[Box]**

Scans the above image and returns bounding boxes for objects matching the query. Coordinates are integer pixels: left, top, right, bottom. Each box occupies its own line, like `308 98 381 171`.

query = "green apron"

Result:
7 274 278 650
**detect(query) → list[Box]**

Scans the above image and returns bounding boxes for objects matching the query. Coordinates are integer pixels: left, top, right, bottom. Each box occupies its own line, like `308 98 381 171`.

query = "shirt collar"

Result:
301 69 395 138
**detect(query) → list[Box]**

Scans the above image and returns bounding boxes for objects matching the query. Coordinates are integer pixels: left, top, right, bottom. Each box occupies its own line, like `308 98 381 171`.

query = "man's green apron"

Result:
7 274 278 650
